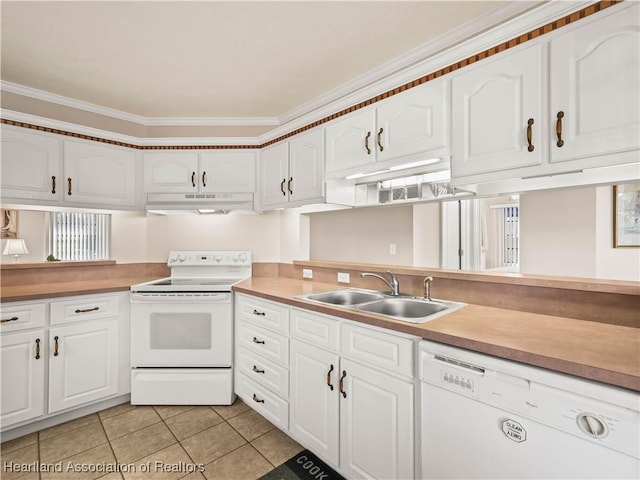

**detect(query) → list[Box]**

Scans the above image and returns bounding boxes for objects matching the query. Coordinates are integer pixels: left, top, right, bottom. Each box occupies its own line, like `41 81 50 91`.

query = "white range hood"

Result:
145 192 255 215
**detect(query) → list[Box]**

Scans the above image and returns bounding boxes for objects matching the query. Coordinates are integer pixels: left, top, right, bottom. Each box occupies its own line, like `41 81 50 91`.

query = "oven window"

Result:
149 313 212 350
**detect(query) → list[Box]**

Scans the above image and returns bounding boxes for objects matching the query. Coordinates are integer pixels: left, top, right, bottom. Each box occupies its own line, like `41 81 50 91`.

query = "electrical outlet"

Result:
389 243 397 255
337 272 350 283
302 268 313 279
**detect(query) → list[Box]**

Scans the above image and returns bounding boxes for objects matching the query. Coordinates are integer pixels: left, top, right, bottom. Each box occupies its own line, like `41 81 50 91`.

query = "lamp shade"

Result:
3 238 29 256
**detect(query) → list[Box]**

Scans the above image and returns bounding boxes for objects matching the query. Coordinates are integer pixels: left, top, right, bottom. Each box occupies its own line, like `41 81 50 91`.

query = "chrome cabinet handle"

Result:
326 364 334 391
339 370 347 398
67 178 72 196
35 338 41 360
252 309 266 316
252 337 265 344
53 336 60 357
377 127 384 152
556 111 565 147
202 171 207 187
526 118 535 152
287 177 293 195
75 307 99 313
252 393 265 403
280 179 286 196
253 365 265 374
1 316 19 323
51 176 56 194
191 171 196 187
364 131 372 155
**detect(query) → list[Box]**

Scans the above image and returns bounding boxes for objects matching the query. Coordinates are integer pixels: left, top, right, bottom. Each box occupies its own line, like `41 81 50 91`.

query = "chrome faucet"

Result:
423 276 433 301
361 271 400 296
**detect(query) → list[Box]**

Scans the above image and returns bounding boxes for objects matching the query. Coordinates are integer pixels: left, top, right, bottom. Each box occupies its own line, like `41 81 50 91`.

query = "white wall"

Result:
308 204 414 266
413 203 440 268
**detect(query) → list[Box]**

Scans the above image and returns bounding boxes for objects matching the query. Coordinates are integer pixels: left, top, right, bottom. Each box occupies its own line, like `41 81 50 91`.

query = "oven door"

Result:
130 293 232 367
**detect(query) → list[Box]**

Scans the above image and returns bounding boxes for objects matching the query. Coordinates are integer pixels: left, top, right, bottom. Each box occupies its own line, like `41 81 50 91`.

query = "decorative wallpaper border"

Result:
0 0 621 151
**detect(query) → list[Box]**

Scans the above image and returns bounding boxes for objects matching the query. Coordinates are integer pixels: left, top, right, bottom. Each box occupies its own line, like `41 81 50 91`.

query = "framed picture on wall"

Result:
614 183 640 248
1 209 18 239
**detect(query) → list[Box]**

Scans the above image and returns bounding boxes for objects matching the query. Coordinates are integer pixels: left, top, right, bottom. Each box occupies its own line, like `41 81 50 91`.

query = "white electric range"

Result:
129 251 252 405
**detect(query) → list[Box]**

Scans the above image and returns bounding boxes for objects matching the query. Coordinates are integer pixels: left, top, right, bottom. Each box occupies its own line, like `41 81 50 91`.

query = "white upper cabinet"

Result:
143 152 199 193
199 151 256 193
451 2 639 186
325 79 450 179
63 140 137 208
1 126 61 202
549 3 639 164
325 109 376 177
451 43 543 179
260 129 324 210
144 150 256 193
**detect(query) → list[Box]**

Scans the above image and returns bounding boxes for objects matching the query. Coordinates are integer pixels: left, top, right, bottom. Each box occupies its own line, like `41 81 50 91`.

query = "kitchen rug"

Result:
258 450 345 480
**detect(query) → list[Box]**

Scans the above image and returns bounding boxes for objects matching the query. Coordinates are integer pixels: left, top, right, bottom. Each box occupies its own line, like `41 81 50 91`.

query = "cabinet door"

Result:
549 3 640 163
325 109 376 177
339 358 414 480
260 142 290 208
143 152 199 193
451 43 543 179
377 79 449 163
199 151 256 193
48 320 118 413
289 129 324 203
289 340 339 466
1 126 61 202
63 140 137 207
1 330 45 428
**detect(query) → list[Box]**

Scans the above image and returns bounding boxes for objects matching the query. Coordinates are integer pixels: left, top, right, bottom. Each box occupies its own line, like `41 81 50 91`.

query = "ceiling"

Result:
1 1 536 122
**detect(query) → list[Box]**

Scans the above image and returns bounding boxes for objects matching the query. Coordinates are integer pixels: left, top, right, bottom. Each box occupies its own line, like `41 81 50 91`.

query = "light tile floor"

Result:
1 399 304 480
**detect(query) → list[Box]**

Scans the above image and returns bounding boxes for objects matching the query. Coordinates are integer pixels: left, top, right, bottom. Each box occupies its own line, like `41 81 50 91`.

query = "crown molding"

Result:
1 81 278 128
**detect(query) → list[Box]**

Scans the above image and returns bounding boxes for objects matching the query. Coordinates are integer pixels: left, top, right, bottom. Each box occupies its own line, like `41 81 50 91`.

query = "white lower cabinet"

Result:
0 293 126 432
0 329 46 427
48 320 118 413
236 294 417 480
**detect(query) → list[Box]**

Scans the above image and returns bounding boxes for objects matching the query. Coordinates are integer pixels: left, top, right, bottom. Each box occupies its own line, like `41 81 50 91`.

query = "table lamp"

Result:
3 238 29 263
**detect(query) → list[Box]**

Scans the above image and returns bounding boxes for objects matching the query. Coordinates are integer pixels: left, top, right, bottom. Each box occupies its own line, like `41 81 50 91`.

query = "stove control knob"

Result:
239 253 248 263
177 254 186 262
215 255 222 263
232 255 239 262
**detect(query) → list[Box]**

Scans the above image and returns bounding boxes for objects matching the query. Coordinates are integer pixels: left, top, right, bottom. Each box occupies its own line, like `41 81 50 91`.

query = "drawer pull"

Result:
1 316 19 323
75 307 99 313
252 393 265 404
67 177 72 196
326 364 334 391
191 171 196 187
364 131 372 155
35 338 41 360
280 178 286 196
287 177 293 195
252 337 265 345
51 176 56 194
53 336 60 357
377 127 384 152
339 370 347 398
253 365 265 374
252 309 266 316
555 111 565 147
526 118 535 152
202 171 207 187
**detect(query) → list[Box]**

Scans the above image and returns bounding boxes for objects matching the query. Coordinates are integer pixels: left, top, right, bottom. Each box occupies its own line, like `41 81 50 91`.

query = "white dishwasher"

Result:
419 340 640 479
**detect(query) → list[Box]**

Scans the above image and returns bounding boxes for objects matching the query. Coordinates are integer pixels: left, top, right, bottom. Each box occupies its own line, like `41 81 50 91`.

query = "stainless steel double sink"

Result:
296 288 465 324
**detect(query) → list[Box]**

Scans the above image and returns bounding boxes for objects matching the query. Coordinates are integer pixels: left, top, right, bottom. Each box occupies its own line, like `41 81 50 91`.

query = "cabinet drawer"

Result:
237 321 289 367
340 322 415 378
236 295 289 334
0 302 46 333
237 346 289 399
50 294 120 326
236 373 288 431
290 308 339 352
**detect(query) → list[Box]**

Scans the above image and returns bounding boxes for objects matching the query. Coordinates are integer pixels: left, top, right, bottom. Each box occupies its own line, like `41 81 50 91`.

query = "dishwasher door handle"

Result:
493 371 531 389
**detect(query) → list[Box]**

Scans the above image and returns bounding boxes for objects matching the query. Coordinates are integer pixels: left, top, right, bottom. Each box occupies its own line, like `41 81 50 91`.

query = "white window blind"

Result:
48 212 110 261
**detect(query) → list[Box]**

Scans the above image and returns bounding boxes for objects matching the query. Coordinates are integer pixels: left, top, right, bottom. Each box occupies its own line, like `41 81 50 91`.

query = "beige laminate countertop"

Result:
0 277 159 302
233 277 640 392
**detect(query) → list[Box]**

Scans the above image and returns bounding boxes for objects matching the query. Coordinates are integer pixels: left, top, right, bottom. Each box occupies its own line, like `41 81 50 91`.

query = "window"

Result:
48 212 110 261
